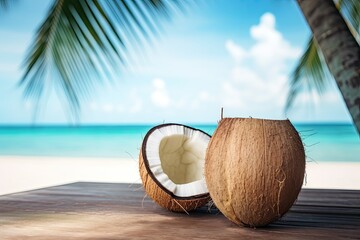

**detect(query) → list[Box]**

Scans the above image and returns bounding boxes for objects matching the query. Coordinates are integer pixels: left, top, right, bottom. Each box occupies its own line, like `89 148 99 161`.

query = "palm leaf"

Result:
341 0 360 34
0 0 17 10
286 0 360 111
286 37 329 111
0 0 11 9
20 0 185 119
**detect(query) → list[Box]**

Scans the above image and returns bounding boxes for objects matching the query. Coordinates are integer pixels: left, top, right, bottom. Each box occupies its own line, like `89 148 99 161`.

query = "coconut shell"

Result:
139 124 211 213
205 118 305 227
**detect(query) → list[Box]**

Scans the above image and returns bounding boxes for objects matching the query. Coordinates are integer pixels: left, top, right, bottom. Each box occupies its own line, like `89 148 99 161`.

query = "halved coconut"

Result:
139 123 211 212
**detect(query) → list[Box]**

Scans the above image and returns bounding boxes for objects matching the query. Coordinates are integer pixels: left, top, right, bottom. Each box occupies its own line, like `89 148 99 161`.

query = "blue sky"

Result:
0 0 352 124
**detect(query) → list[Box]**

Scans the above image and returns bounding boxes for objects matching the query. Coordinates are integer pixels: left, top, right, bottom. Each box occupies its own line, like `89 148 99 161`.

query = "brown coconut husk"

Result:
139 124 211 213
205 118 305 227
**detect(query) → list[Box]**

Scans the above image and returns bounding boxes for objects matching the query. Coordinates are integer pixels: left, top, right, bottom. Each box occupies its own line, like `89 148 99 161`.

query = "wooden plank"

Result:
0 182 359 239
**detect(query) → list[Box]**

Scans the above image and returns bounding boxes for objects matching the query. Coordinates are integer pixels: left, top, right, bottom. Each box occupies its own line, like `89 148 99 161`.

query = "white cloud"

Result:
129 89 143 113
129 100 142 113
250 13 277 41
86 91 140 114
151 78 170 108
222 12 302 116
187 90 213 110
225 40 247 62
199 91 210 101
153 78 165 89
222 82 245 108
102 104 114 113
249 14 301 75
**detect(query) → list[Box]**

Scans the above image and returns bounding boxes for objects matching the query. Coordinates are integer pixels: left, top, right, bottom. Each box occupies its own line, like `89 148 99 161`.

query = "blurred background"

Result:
0 0 359 194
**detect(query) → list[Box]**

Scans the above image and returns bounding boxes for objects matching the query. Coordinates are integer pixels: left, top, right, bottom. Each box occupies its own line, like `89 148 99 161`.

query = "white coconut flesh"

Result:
144 125 210 198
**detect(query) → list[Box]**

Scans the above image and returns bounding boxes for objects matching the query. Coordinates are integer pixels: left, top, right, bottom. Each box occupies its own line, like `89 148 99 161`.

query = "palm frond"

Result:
286 0 359 111
286 37 329 111
20 0 185 119
0 0 15 10
341 0 360 40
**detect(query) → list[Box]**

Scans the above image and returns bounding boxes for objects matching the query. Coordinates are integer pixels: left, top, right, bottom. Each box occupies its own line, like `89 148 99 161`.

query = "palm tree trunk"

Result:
297 0 360 134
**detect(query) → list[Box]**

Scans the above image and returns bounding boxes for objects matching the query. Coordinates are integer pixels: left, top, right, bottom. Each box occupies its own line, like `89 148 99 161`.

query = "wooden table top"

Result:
0 182 359 239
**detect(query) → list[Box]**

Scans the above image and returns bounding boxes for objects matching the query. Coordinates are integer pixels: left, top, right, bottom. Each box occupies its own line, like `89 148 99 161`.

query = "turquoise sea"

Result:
0 124 359 162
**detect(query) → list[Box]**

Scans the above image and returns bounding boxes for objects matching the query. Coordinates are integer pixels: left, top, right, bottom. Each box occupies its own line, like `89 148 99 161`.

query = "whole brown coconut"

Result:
205 118 305 227
140 123 211 212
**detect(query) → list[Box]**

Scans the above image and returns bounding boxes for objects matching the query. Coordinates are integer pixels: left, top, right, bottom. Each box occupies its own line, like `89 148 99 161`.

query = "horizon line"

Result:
0 121 354 127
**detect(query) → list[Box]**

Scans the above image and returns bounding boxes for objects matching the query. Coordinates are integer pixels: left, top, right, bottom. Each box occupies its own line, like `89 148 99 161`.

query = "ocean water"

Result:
0 124 358 162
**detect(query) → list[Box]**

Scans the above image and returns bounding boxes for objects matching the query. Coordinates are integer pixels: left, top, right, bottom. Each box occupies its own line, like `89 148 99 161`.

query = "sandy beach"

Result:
1 156 360 196
0 156 141 196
